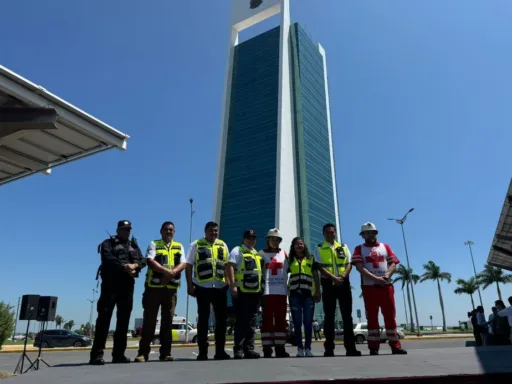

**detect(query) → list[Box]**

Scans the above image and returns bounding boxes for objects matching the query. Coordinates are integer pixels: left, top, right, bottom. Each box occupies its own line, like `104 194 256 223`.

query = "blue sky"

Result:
1 0 512 333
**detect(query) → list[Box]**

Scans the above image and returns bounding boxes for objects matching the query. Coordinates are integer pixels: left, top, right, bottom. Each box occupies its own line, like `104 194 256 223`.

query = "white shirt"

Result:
313 243 352 277
259 248 288 296
228 245 257 269
498 305 512 326
476 312 487 327
146 240 186 263
185 239 229 289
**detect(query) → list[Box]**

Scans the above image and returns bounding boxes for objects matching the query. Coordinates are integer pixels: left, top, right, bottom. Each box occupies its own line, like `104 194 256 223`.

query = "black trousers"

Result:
195 285 228 354
90 282 134 360
322 279 357 352
234 291 260 354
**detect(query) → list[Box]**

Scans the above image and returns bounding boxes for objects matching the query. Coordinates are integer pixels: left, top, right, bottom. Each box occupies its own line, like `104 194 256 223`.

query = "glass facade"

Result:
219 26 281 252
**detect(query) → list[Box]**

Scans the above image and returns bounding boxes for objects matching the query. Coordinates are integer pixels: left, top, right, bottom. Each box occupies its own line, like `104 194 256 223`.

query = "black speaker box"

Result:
19 295 40 320
37 296 58 322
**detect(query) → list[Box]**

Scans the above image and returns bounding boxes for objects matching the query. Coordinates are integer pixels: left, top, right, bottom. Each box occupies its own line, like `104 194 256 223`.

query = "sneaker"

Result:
304 349 313 357
134 355 147 363
234 352 243 360
392 348 407 355
244 350 260 359
159 355 174 361
296 348 305 357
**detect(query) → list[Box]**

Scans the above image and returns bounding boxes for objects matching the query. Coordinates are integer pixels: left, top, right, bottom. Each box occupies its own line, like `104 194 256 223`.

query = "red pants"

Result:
261 295 287 350
362 284 402 351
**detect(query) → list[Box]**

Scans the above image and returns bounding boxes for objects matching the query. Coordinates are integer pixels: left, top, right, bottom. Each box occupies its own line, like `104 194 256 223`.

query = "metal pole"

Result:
87 289 97 339
400 222 421 336
465 241 483 308
185 198 194 343
13 296 20 340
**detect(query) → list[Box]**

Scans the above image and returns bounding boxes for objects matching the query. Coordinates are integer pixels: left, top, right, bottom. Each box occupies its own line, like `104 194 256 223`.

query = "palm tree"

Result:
63 320 75 331
454 277 479 310
477 264 512 301
392 265 420 331
420 261 451 332
55 315 64 329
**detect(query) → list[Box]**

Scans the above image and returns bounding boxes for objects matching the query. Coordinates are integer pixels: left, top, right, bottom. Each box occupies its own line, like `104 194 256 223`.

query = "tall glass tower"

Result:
214 0 341 320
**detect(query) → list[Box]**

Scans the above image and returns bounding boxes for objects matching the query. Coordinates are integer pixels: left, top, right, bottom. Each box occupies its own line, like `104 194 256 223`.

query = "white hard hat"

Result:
265 228 282 240
360 222 378 235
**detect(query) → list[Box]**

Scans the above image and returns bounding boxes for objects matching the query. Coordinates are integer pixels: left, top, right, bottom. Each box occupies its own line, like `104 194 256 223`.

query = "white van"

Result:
151 316 198 344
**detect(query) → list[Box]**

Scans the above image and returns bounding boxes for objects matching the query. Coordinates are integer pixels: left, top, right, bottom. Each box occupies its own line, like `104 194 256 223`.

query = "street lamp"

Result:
185 198 195 343
464 240 483 308
86 288 98 338
388 208 422 336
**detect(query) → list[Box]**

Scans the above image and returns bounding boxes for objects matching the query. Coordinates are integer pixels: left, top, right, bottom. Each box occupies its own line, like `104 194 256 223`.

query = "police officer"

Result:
313 223 361 357
225 229 262 359
185 221 231 360
134 221 186 362
90 220 145 365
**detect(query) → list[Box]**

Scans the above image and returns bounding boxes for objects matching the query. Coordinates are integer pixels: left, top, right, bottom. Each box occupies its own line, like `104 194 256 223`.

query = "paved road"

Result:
0 339 470 373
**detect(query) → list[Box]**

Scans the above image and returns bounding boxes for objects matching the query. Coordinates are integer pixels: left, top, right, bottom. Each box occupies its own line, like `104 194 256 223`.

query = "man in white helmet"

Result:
351 222 407 355
259 228 290 358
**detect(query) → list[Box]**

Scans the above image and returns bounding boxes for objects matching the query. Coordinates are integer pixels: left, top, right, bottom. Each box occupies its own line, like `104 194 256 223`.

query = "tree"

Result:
477 264 512 301
55 315 64 329
0 302 15 350
392 265 419 331
420 261 451 332
454 277 479 310
63 320 75 331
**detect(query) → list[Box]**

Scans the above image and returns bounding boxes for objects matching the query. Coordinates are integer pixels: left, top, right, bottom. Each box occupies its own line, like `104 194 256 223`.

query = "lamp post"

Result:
12 297 21 340
464 240 483 308
86 288 98 338
388 208 422 336
185 198 195 343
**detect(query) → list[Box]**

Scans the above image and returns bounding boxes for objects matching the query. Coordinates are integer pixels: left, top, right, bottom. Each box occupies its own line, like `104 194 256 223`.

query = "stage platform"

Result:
4 346 512 383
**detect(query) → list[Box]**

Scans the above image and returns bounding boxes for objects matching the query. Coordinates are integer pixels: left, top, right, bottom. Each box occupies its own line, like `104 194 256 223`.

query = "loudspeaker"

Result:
37 296 58 322
19 295 40 320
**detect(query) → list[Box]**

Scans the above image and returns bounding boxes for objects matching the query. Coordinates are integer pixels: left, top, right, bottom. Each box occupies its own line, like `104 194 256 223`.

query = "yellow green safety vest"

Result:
235 247 263 293
317 241 349 280
194 238 227 283
146 239 183 289
288 256 314 295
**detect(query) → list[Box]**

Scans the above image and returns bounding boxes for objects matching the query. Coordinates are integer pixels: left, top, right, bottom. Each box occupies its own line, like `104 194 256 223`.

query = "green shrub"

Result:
0 302 15 350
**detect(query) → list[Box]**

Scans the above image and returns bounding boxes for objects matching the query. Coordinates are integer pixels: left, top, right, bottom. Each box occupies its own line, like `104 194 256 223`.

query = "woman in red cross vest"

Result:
259 228 290 358
352 222 407 355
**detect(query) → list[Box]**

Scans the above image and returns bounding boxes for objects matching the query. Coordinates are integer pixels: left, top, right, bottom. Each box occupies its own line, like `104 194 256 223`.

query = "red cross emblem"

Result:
365 250 384 268
267 257 284 275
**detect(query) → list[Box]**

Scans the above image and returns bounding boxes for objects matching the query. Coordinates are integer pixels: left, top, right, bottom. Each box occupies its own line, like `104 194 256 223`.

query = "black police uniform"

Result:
89 221 146 365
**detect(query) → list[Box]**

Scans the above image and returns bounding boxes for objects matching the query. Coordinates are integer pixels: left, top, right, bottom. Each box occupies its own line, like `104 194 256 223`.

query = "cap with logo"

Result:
117 220 132 229
243 229 257 238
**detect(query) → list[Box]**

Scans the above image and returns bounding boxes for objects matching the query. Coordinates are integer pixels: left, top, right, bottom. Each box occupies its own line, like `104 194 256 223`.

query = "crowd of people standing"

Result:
469 298 512 346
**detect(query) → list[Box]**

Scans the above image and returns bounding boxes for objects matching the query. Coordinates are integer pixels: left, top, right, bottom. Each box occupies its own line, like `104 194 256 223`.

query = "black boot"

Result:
392 348 407 355
89 357 105 365
369 349 379 356
214 351 231 360
275 346 290 358
112 356 131 364
263 347 273 358
244 350 260 359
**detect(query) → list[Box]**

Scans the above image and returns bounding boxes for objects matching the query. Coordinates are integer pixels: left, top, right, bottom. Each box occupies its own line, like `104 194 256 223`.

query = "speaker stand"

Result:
25 320 51 372
13 317 34 375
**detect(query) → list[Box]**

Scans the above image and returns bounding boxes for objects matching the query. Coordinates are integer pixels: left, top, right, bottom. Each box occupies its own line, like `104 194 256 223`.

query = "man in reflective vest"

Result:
134 221 186 362
259 228 289 358
225 229 262 359
314 223 361 357
352 222 407 355
185 221 231 360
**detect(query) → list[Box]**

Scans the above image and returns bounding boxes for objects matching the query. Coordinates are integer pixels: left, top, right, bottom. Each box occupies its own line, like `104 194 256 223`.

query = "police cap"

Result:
243 229 257 238
117 220 132 229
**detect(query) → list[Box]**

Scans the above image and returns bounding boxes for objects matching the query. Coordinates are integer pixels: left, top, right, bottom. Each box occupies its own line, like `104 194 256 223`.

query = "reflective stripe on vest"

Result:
194 238 227 283
146 240 183 289
288 256 314 295
317 241 349 279
235 247 262 293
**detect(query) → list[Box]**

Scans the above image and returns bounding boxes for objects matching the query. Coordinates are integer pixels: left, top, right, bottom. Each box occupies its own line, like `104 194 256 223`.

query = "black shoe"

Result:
244 350 260 359
369 349 379 356
214 351 231 360
89 358 105 366
392 348 408 355
275 351 290 358
263 351 273 358
234 352 243 360
346 350 362 357
324 350 335 357
112 356 131 364
196 354 208 361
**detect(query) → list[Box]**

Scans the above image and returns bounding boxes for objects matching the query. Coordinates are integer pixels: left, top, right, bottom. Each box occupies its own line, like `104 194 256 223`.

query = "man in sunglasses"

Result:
90 220 145 365
134 221 186 363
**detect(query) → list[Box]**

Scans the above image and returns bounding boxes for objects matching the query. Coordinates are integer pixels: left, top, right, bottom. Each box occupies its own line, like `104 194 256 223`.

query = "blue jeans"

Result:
290 293 314 350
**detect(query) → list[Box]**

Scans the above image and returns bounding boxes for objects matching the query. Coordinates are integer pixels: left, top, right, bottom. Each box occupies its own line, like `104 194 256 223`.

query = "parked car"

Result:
33 330 92 348
151 316 198 345
352 323 405 344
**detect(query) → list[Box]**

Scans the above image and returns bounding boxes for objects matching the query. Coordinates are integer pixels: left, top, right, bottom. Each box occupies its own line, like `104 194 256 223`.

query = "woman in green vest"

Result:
288 237 321 357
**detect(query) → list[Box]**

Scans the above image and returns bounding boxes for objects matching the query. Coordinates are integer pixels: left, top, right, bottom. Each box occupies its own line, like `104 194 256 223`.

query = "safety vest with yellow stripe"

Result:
194 238 227 283
317 241 349 281
235 247 263 293
288 256 314 295
146 239 183 289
